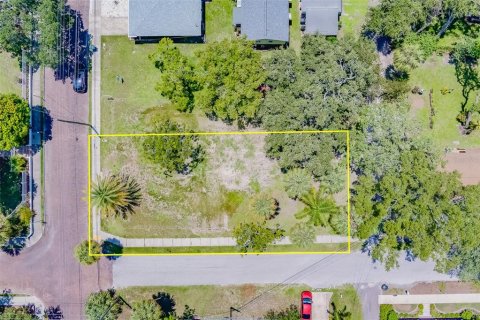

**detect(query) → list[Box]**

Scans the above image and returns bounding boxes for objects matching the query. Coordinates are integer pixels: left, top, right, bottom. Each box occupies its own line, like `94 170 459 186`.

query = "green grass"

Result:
340 0 370 37
205 0 234 42
0 52 21 95
0 158 22 213
290 0 301 52
409 54 480 149
122 242 349 254
323 285 363 320
117 284 313 319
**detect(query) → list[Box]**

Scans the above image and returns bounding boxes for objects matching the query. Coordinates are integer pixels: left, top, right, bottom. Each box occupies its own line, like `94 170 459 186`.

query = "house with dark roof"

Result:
233 0 290 47
128 0 205 43
300 0 342 36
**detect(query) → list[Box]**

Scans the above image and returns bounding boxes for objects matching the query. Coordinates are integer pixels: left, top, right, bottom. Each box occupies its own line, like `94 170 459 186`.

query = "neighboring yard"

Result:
409 54 480 149
0 52 21 95
117 284 361 319
340 0 370 37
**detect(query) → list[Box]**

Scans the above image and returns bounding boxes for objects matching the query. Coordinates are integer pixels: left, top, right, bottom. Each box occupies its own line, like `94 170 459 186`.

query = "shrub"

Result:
250 194 278 219
283 168 312 199
289 223 316 248
9 155 27 173
329 208 348 235
461 309 474 320
380 305 399 320
17 206 33 226
74 240 101 265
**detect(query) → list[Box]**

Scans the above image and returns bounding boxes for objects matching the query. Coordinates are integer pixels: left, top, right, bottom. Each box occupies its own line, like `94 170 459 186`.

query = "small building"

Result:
300 0 342 36
128 0 205 43
233 0 290 47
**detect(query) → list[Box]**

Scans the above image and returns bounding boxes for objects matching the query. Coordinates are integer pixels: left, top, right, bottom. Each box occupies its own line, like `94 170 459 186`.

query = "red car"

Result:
300 291 313 319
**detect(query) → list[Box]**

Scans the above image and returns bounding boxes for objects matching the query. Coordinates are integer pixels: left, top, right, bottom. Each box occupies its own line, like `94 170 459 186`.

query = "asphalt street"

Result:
113 252 453 288
0 1 112 319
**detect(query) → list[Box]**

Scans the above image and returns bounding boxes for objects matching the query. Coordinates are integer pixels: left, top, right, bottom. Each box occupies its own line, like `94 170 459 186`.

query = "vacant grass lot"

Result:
100 133 346 241
117 284 361 319
340 0 370 37
409 54 480 149
0 52 21 95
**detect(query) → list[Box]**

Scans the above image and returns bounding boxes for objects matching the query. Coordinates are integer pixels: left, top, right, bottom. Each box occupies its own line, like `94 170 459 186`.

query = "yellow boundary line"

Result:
88 130 351 257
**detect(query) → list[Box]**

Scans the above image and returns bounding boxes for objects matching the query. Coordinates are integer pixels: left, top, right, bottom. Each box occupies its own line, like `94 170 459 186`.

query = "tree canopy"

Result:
195 38 266 124
233 222 284 253
353 151 480 271
150 38 198 112
141 120 203 175
0 94 30 151
130 300 164 320
85 290 122 320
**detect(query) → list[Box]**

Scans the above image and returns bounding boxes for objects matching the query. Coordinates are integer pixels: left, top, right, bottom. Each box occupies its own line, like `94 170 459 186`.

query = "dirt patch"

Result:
409 94 425 112
444 148 480 185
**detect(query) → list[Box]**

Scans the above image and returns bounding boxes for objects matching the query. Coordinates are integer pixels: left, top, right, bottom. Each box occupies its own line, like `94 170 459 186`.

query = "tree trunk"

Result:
464 110 472 131
437 11 455 37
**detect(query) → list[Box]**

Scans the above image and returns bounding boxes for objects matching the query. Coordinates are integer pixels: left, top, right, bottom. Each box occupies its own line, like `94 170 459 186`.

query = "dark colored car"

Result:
73 66 87 93
301 291 312 319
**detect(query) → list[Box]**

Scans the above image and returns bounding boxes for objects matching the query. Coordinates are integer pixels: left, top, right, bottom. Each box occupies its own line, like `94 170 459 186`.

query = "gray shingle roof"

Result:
234 0 289 43
128 0 203 38
302 0 342 36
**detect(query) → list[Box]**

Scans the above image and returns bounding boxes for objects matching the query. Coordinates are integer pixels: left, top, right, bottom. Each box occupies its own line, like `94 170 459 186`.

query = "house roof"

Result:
128 0 203 38
234 0 289 43
302 0 342 36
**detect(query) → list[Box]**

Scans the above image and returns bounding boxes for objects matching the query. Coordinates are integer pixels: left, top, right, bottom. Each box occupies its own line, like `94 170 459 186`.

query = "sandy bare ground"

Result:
444 148 480 185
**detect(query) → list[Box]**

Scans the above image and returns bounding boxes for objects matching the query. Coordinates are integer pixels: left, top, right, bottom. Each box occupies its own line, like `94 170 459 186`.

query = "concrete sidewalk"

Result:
97 229 352 247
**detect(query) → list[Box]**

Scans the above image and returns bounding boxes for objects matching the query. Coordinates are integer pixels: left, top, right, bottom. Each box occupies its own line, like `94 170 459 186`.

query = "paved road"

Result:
113 252 454 288
0 1 112 319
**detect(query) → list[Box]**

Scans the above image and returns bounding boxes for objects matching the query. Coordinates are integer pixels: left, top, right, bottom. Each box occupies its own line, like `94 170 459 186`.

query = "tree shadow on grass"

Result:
153 292 176 317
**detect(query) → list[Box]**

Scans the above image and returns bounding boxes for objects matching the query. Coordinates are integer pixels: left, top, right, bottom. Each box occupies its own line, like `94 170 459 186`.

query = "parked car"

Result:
300 291 312 319
73 65 87 93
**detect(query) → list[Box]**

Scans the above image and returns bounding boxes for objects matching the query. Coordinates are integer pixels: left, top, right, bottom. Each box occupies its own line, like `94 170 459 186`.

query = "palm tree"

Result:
91 174 142 219
328 302 352 320
295 187 340 227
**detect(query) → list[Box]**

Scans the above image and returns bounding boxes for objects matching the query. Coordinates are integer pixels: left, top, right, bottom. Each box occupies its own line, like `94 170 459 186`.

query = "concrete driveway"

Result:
0 1 112 318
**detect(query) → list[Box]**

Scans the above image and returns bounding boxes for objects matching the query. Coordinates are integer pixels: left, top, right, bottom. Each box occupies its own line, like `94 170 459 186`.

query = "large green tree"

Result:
352 103 432 178
141 120 203 175
452 36 480 131
91 173 142 219
37 0 64 67
233 222 285 253
150 38 198 112
353 151 480 270
195 38 266 124
0 94 30 151
366 0 480 43
0 0 37 62
261 36 379 180
0 214 24 247
85 290 122 320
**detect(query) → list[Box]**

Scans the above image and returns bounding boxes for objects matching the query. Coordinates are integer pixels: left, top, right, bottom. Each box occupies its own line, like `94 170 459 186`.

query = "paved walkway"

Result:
312 292 332 320
379 293 480 304
96 230 352 247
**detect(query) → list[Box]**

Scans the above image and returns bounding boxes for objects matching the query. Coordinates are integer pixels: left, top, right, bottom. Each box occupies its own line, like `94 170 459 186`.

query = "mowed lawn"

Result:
117 284 361 319
340 0 370 37
409 54 480 149
0 52 21 95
